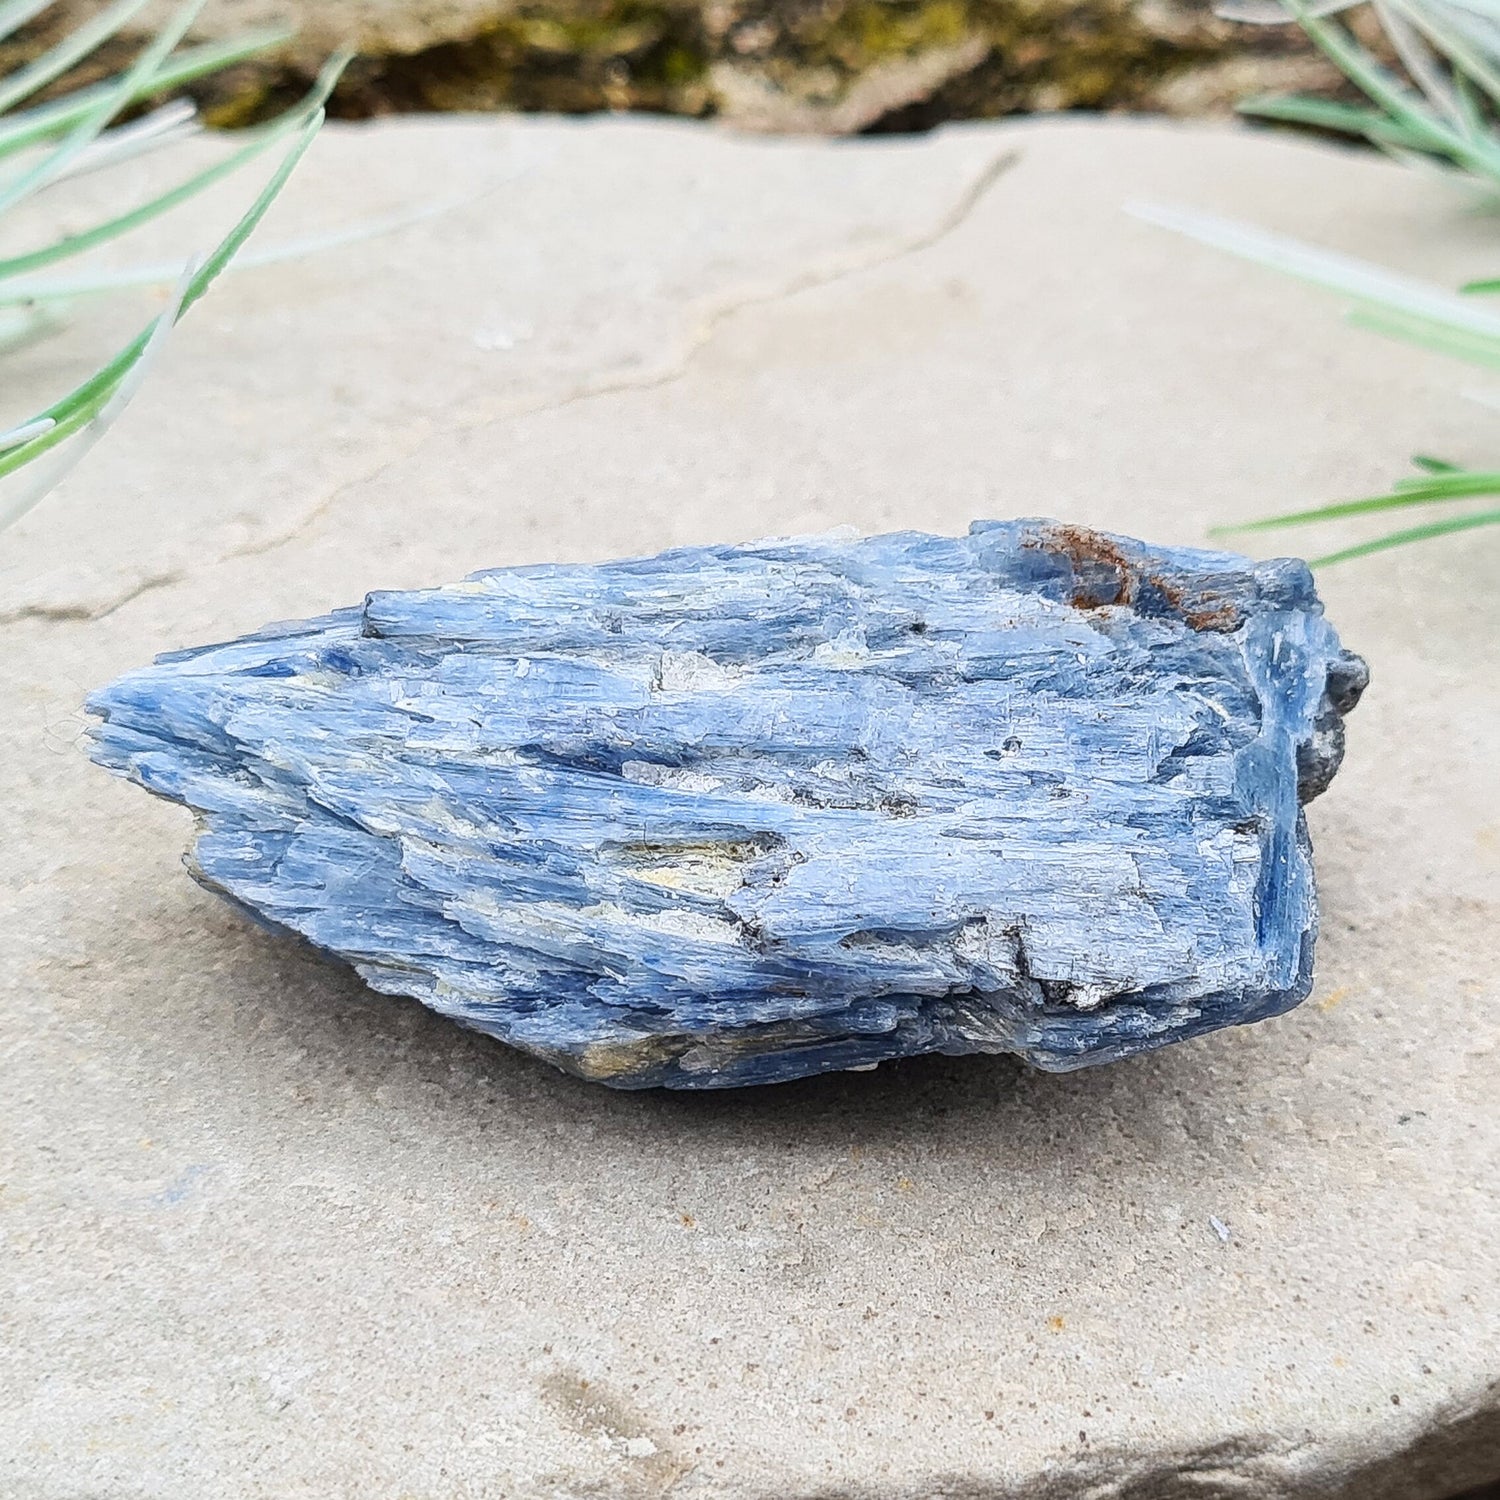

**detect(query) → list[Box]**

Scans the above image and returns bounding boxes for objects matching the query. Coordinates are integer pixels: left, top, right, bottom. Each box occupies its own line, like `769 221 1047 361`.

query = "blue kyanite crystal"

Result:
86 520 1365 1088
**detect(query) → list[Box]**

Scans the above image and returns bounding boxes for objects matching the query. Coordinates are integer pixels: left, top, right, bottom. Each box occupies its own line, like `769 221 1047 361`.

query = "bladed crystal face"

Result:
86 520 1365 1088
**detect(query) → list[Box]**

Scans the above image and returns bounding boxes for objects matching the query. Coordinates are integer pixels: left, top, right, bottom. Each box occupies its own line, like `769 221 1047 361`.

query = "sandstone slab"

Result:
1 115 1497 1498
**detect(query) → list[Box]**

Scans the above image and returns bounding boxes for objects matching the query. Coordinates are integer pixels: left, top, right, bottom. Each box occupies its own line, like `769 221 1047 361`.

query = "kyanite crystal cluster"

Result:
87 521 1365 1088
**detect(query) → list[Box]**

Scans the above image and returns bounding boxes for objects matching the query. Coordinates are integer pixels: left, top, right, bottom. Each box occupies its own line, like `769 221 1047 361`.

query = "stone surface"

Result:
85 521 1364 1088
1 115 1497 1495
24 0 1344 131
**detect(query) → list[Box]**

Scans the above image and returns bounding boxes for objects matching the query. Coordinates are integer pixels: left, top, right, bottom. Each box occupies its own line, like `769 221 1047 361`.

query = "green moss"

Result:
798 0 972 72
37 0 1303 134
198 74 280 129
332 1 712 118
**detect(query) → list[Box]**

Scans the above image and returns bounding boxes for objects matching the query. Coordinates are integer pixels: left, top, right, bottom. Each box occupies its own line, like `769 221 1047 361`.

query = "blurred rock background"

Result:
11 0 1354 133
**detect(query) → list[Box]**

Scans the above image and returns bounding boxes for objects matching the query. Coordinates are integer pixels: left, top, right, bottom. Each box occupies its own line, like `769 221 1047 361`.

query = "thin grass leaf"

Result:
1451 59 1489 134
0 0 154 116
1240 92 1422 134
1238 92 1447 153
1386 0 1500 108
1232 1 1500 174
1311 505 1500 562
0 100 327 493
1277 0 1466 154
0 56 345 282
1346 301 1500 361
1343 469 1500 497
0 259 193 531
1376 0 1467 127
1128 200 1500 340
0 416 54 451
1216 0 1364 23
0 303 53 352
0 179 483 303
0 29 289 160
0 0 206 219
48 100 199 185
1216 471 1500 531
1438 2 1500 70
1209 0 1500 561
0 0 55 43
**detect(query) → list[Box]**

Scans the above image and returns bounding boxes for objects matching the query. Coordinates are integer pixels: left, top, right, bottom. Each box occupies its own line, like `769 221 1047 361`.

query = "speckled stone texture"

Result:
1 117 1496 1500
86 521 1364 1088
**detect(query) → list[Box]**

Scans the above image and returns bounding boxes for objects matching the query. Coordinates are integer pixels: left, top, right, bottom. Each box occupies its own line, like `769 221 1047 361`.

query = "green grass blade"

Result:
0 29 290 160
1311 506 1500 563
1389 0 1500 109
0 183 473 303
1216 0 1365 20
1239 92 1423 137
0 261 192 531
173 55 345 317
1246 0 1500 179
0 380 117 481
1452 64 1488 138
1217 472 1500 531
1346 302 1500 362
1237 92 1452 155
0 416 55 451
1377 0 1471 126
0 304 53 353
51 99 198 182
0 0 154 116
1203 0 1500 562
0 63 342 281
0 98 330 490
1128 199 1500 344
0 0 205 219
1280 0 1467 153
0 0 55 43
1376 3 1462 127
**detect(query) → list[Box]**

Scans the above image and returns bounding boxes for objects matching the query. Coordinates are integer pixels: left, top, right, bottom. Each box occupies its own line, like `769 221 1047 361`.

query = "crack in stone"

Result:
0 569 185 628
533 144 1020 416
220 144 1021 571
0 145 1020 630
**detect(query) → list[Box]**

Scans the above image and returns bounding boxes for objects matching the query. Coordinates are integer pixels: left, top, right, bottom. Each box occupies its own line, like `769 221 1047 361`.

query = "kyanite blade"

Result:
86 520 1366 1088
